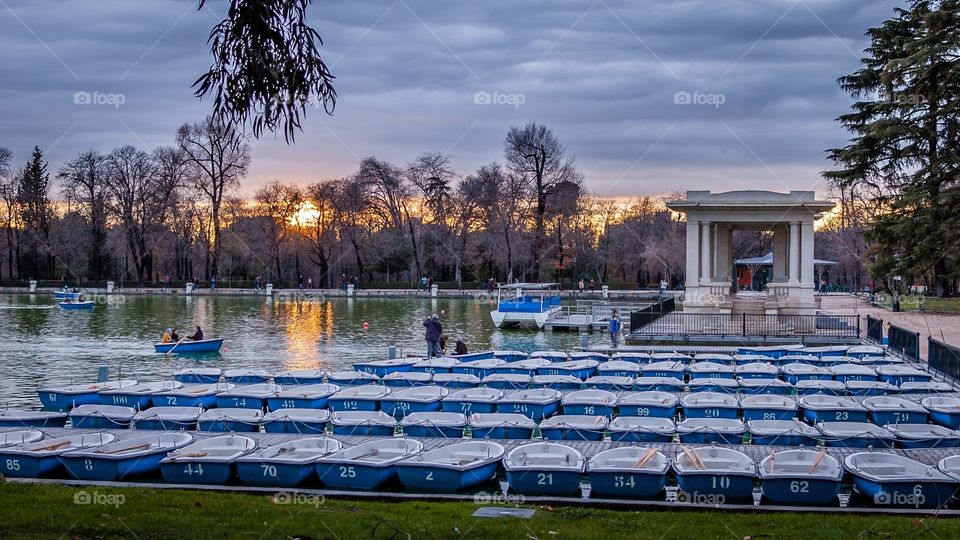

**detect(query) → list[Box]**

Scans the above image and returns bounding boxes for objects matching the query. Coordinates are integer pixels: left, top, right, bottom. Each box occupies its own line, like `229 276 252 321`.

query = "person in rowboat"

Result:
171 328 180 341
187 326 204 341
161 328 173 343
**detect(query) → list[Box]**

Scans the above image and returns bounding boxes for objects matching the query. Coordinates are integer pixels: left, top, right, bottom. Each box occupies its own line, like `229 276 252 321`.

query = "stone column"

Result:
772 226 787 282
714 224 731 282
686 220 700 287
700 221 712 282
800 220 815 285
788 221 800 284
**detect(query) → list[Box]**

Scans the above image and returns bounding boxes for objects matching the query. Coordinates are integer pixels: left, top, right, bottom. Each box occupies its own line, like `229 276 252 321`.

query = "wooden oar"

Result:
166 338 185 357
632 448 658 469
768 450 777 473
169 451 208 460
33 441 71 452
95 443 153 455
681 445 705 470
809 449 827 473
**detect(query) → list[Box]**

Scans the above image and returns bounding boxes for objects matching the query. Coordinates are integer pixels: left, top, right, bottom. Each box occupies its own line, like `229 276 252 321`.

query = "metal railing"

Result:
866 314 884 343
928 337 960 382
630 312 860 337
888 323 921 361
628 297 677 331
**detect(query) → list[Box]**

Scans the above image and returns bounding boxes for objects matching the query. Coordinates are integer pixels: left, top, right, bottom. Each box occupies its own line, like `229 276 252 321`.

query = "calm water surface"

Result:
0 293 594 407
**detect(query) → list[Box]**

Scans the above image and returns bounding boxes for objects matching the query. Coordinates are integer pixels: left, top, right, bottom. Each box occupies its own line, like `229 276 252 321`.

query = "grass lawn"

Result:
0 482 957 539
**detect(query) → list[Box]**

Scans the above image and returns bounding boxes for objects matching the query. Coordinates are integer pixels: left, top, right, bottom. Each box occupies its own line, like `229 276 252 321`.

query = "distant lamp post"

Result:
892 253 902 312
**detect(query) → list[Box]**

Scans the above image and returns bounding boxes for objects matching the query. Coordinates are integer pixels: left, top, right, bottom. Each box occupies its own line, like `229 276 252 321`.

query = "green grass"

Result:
871 294 960 312
0 482 957 539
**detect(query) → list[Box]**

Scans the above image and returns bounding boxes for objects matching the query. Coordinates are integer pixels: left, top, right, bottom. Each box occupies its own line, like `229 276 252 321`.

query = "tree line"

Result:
0 121 690 289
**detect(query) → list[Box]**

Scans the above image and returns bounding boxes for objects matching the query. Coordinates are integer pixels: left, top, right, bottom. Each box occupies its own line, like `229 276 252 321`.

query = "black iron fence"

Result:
629 296 676 330
631 312 861 338
888 323 921 361
866 314 884 343
928 337 960 381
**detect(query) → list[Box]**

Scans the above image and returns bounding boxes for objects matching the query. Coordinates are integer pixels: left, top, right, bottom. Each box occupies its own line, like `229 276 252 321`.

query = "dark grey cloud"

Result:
0 0 902 196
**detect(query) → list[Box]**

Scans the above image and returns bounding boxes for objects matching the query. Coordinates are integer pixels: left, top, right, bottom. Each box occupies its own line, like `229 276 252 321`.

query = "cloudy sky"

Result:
0 0 900 197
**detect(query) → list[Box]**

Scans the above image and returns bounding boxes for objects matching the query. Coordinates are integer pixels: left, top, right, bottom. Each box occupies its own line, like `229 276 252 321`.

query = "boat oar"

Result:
809 449 827 473
632 448 658 469
681 445 705 470
33 441 71 452
169 451 208 460
768 450 776 473
166 338 185 357
95 443 153 455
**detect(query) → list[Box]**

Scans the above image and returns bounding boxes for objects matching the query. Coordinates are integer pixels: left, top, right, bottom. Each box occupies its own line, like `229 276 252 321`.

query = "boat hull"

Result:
675 473 755 501
0 415 67 428
470 426 534 440
741 409 795 421
133 418 197 431
496 402 559 421
380 400 442 418
677 431 744 445
852 478 956 509
330 424 395 436
38 391 99 411
442 401 496 415
215 396 268 410
825 436 892 448
562 404 615 418
327 398 380 412
751 433 818 446
609 431 673 443
154 339 224 354
263 419 328 434
198 420 260 432
237 462 315 487
174 373 220 384
69 415 131 429
161 461 234 484
506 469 581 495
316 463 397 490
153 393 217 409
0 453 62 477
98 393 153 409
62 452 166 481
801 409 868 424
868 411 928 426
267 396 330 411
761 477 840 505
397 463 498 491
929 411 960 430
897 437 960 449
402 425 463 438
682 407 738 420
589 471 666 498
541 427 604 442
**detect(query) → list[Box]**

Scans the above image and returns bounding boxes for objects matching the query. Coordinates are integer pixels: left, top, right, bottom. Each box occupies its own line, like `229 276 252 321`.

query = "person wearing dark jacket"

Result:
188 326 204 341
454 340 468 355
423 315 442 359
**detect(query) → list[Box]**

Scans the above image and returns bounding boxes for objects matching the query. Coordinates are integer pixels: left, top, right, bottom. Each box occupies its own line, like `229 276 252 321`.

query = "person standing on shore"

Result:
423 314 442 359
609 309 622 349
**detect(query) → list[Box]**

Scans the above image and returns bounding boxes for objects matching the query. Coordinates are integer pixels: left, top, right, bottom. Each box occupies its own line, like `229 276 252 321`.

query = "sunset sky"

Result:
0 0 900 197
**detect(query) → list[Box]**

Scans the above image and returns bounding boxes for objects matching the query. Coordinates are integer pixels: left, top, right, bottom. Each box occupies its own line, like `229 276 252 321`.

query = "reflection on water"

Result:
0 293 594 408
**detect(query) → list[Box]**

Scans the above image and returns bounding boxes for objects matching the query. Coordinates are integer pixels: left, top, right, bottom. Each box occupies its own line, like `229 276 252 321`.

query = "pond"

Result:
0 293 602 408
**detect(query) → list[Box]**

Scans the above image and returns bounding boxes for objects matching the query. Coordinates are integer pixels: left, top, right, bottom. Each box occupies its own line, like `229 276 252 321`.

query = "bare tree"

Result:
177 116 251 279
305 180 338 287
254 180 304 281
0 147 16 279
58 149 110 281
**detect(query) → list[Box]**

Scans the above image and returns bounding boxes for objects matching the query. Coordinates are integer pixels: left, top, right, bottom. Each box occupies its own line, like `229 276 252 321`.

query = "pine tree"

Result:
16 146 54 278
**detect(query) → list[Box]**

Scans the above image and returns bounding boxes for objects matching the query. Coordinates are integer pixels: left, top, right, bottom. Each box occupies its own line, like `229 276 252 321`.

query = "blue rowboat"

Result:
52 290 81 300
272 370 326 385
737 378 793 395
267 383 339 411
651 352 693 364
411 357 460 374
540 415 608 441
492 350 528 363
382 371 434 387
562 389 618 417
530 375 582 391
468 412 535 439
608 417 675 443
99 380 183 409
852 355 901 366
0 432 116 478
687 362 735 380
830 364 878 383
530 351 569 363
132 407 202 430
746 419 820 446
876 365 932 386
380 386 447 418
223 369 270 385
778 354 822 366
316 438 423 490
800 395 868 423
863 396 928 426
732 354 774 366
498 388 562 421
845 381 896 396
0 409 67 428
262 408 331 434
236 437 342 487
900 381 954 394
584 375 634 391
923 396 960 429
801 346 850 357
739 394 797 421
938 455 960 483
160 434 257 484
397 440 504 491
198 408 263 432
686 378 739 394
694 353 734 364
492 358 550 375
847 345 886 358
673 446 757 502
504 442 584 496
172 368 222 384
38 379 138 411
845 451 957 508
431 373 481 388
677 418 746 445
442 387 502 415
326 370 380 386
69 404 136 429
62 432 193 481
399 411 466 438
329 410 396 436
451 350 495 361
588 446 669 498
452 359 506 379
59 301 94 310
152 382 233 408
571 352 608 362
734 362 779 380
352 358 417 378
888 424 960 449
482 373 531 390
618 391 679 418
633 376 685 393
216 383 281 410
737 345 804 359
0 430 44 448
596 360 640 378
610 351 651 363
537 360 598 380
154 338 224 354
818 422 895 448
781 363 830 385
680 392 738 419
640 361 685 380
794 380 845 396
759 449 843 506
